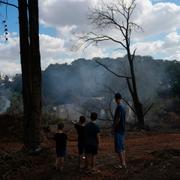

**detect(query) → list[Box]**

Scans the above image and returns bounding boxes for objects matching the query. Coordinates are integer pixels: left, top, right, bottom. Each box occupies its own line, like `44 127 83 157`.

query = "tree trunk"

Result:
134 101 144 129
127 49 145 128
28 0 42 149
130 62 144 128
18 0 42 150
18 0 33 149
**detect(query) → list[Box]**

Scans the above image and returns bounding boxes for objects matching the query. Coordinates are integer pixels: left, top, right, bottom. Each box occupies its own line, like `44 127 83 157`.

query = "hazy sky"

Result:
0 0 179 74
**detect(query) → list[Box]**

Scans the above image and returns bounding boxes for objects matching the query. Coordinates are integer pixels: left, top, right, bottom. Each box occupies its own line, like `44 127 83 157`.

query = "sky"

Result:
0 0 180 75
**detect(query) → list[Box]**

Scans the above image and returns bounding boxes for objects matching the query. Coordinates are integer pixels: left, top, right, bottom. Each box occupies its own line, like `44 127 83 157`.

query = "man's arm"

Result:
72 121 78 130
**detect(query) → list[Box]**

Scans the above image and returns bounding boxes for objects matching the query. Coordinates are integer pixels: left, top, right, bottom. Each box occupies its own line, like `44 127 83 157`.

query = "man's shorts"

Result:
78 143 85 155
85 145 98 155
56 148 66 157
114 133 125 153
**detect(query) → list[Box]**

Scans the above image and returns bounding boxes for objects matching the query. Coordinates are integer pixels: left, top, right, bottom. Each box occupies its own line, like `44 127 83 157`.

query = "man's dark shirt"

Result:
113 103 126 135
74 124 85 145
54 132 67 150
85 122 100 146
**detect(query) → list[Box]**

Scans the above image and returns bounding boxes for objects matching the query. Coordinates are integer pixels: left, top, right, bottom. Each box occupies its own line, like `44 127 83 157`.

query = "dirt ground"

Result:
0 131 180 180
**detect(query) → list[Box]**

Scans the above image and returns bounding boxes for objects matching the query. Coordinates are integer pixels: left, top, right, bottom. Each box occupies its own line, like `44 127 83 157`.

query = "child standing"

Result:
85 112 100 173
54 123 67 172
73 116 86 169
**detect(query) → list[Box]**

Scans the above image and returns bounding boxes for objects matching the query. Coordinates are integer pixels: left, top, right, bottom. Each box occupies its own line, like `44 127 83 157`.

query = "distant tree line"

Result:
3 56 180 107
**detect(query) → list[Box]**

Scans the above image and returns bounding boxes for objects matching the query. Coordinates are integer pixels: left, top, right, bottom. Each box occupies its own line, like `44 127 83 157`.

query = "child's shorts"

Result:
85 145 98 155
56 148 66 157
114 133 125 153
78 143 85 155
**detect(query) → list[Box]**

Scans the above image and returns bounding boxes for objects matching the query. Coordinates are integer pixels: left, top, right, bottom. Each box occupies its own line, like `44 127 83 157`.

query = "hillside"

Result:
42 56 176 105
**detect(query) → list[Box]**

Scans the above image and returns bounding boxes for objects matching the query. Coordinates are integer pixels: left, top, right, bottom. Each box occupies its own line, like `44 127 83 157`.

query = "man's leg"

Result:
121 135 126 167
118 150 126 167
115 133 127 168
59 157 64 171
55 157 59 169
78 144 85 168
79 154 84 168
85 154 90 170
78 155 81 168
91 155 96 170
91 154 101 173
122 150 126 167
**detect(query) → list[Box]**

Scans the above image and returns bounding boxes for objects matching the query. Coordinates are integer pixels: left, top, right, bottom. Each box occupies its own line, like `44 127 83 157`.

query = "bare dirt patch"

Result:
1 132 180 180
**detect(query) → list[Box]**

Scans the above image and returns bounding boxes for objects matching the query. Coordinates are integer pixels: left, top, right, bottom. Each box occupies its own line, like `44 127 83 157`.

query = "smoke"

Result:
0 55 172 127
0 77 12 114
43 56 169 104
0 96 11 113
42 55 170 124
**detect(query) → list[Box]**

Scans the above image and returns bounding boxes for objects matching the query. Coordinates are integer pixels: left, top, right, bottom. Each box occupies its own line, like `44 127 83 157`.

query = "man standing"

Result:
113 93 127 169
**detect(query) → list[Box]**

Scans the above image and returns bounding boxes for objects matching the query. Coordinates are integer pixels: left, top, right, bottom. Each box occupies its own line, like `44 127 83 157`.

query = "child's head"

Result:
115 93 122 104
79 116 86 124
58 122 64 130
90 112 97 121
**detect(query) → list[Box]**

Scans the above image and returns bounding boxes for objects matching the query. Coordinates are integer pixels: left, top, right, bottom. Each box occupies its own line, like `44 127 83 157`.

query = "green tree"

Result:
7 93 23 114
169 61 180 98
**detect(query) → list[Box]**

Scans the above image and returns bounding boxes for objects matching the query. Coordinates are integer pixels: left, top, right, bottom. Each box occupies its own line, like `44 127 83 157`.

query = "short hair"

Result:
90 112 98 121
79 116 86 124
58 123 64 130
115 93 122 100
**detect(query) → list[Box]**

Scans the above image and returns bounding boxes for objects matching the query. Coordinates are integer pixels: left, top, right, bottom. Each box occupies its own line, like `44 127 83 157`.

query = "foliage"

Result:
42 113 64 126
6 92 23 115
168 61 180 98
42 106 64 127
10 74 22 93
3 56 177 106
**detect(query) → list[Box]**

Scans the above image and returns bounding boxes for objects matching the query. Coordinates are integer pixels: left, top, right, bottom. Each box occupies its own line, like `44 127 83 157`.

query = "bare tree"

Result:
81 0 150 128
0 0 42 151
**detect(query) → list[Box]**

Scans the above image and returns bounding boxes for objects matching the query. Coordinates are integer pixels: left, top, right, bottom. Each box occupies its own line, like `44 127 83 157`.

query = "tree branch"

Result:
104 85 136 114
131 48 137 61
83 32 127 49
95 59 131 79
143 103 153 117
126 78 134 96
0 0 18 9
122 97 136 114
108 99 114 120
105 86 116 94
89 7 127 38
